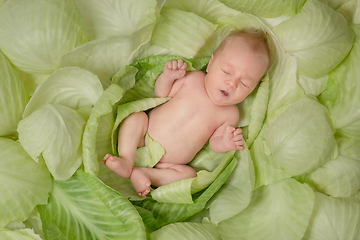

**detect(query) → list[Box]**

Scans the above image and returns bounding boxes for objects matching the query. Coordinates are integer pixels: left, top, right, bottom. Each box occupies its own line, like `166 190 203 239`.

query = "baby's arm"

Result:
209 109 244 153
155 60 187 97
209 126 245 153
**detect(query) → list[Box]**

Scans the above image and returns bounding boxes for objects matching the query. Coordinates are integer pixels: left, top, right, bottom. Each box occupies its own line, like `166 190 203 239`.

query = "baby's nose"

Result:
226 79 237 88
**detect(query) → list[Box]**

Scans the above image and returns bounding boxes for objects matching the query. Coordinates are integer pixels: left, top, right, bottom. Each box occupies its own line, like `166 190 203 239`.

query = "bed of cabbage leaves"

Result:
0 0 359 239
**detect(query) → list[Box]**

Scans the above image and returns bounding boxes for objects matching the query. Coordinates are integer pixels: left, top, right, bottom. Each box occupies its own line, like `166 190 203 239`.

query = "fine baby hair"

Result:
214 28 271 67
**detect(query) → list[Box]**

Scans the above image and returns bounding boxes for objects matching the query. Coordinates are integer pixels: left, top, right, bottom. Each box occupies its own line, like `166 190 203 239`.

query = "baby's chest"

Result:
174 104 225 134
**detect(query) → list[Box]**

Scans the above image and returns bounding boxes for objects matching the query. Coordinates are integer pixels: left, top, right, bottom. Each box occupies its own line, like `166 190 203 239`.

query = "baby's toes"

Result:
139 185 151 196
102 154 111 163
141 188 151 196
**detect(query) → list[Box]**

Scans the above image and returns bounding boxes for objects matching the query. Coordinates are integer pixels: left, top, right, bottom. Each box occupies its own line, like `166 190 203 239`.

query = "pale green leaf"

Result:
272 0 355 78
297 136 360 197
150 8 217 58
150 222 221 240
18 104 85 180
208 145 255 224
318 25 360 140
0 138 51 227
0 52 29 138
162 0 238 23
303 192 360 240
74 0 157 40
83 84 124 175
218 0 307 17
23 67 103 118
0 0 89 74
218 178 314 240
264 96 338 176
38 170 146 240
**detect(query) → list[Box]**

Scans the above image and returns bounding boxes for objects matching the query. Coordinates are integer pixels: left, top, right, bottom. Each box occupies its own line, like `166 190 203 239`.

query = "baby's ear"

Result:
206 53 214 73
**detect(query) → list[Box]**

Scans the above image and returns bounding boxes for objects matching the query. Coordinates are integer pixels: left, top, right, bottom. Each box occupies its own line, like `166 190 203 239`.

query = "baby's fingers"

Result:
172 60 181 69
224 126 236 140
167 59 186 69
233 128 242 136
233 128 245 150
164 61 174 70
234 139 245 150
235 143 245 150
179 60 187 70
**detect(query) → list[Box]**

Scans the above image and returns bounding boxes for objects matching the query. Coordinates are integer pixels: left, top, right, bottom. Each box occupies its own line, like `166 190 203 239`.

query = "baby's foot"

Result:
102 154 132 178
130 168 151 196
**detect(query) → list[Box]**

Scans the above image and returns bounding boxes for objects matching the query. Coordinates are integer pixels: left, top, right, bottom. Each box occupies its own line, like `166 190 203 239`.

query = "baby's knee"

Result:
178 165 197 179
130 111 148 122
127 111 148 130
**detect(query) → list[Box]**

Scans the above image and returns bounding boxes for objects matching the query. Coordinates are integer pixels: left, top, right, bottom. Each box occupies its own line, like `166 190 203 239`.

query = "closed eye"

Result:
240 80 248 88
222 69 230 74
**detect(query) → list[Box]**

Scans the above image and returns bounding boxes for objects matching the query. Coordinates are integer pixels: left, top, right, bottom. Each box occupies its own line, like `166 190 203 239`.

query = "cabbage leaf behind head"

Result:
218 0 307 18
150 8 217 58
162 0 239 24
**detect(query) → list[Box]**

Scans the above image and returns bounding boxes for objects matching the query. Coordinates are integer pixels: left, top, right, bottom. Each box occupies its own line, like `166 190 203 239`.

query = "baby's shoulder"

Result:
183 71 206 88
186 70 206 81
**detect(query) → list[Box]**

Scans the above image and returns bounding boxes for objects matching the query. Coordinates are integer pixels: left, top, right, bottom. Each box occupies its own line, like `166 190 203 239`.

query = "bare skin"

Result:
103 34 270 196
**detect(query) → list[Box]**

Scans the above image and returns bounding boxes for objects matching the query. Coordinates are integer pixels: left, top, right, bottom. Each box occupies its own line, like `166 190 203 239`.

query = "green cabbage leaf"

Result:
264 96 338 176
1 0 359 239
218 178 315 240
303 191 360 240
37 170 147 240
0 52 29 138
73 0 157 40
0 138 51 227
318 25 360 140
18 104 85 180
272 0 354 79
218 0 307 18
0 0 89 75
23 67 103 118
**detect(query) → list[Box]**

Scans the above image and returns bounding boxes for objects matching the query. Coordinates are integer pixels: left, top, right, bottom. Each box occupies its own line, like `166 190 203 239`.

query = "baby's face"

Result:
205 37 269 106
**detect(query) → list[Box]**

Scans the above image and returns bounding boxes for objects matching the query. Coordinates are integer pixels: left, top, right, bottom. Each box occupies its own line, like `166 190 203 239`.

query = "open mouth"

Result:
221 90 229 97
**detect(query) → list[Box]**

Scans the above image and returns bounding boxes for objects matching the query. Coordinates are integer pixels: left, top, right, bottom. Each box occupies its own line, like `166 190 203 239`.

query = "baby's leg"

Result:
130 163 197 196
103 112 148 178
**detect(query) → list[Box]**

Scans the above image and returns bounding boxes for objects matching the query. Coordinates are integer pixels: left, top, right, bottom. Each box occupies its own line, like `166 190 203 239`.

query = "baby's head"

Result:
205 29 270 106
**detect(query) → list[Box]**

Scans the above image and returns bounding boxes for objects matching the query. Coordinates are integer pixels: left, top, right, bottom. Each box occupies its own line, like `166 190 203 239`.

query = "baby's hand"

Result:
223 127 245 151
163 60 187 80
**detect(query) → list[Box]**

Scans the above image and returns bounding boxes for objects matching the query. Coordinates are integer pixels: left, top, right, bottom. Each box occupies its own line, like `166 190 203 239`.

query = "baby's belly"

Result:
147 112 213 165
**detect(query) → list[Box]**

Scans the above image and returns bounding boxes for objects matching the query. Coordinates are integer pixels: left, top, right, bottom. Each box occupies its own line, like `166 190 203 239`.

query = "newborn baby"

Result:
103 30 270 196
